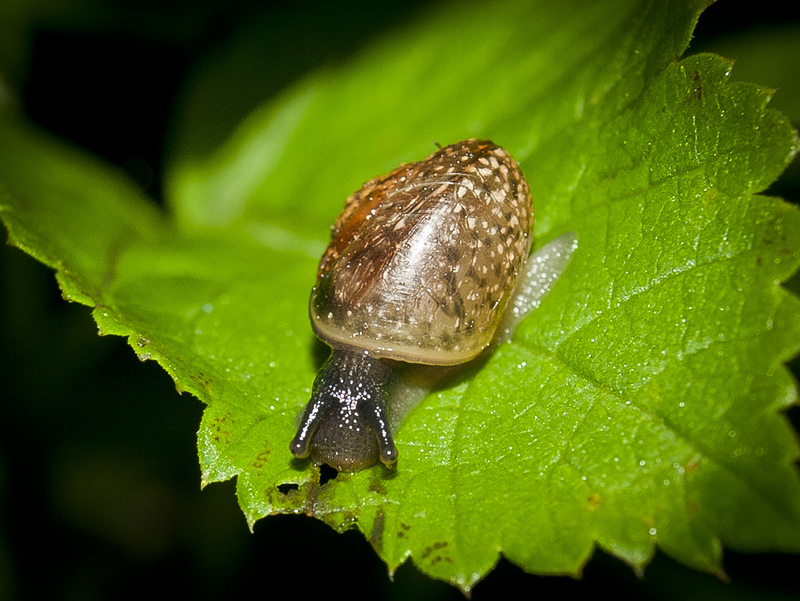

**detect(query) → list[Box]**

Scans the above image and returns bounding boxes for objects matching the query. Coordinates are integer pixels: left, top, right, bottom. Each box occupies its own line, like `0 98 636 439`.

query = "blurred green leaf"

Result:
2 0 800 593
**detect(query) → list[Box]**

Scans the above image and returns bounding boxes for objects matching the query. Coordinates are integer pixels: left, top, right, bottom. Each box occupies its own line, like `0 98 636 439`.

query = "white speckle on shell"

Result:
311 139 534 366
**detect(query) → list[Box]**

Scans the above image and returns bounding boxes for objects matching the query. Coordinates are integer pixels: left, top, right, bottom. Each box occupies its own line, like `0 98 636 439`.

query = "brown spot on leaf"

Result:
252 450 270 469
370 511 384 551
191 372 213 392
421 541 448 561
369 480 387 495
210 411 233 444
397 522 411 538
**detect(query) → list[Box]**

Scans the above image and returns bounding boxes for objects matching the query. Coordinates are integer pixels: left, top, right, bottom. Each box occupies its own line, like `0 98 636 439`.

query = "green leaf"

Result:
694 22 800 125
2 0 800 593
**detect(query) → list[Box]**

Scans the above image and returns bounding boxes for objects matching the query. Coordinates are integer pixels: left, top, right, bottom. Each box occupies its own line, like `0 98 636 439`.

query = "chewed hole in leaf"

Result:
318 464 339 486
277 483 299 495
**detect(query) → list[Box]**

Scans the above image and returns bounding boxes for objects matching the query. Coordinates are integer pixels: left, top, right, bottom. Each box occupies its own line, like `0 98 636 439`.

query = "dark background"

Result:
2 1 800 599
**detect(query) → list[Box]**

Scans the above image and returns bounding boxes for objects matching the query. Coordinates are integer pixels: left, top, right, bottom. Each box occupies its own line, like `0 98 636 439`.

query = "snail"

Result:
290 139 577 472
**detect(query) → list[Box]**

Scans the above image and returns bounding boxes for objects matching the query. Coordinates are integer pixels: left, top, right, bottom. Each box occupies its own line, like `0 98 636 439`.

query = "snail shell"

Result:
290 139 575 472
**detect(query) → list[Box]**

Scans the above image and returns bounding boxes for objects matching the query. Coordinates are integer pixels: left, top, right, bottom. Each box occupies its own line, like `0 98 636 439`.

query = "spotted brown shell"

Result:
310 139 533 365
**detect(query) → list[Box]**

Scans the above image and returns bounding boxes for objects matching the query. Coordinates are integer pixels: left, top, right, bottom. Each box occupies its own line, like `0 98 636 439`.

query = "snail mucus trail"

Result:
290 139 577 472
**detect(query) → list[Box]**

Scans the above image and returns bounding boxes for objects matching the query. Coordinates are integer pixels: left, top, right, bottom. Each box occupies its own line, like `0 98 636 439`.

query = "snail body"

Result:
290 139 576 471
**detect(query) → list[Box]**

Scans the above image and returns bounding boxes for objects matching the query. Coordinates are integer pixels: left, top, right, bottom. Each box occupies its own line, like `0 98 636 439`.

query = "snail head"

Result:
290 348 398 471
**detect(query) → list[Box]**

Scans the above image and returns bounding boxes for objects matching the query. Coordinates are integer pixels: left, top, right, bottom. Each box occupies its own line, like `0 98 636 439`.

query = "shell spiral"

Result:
311 139 533 365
